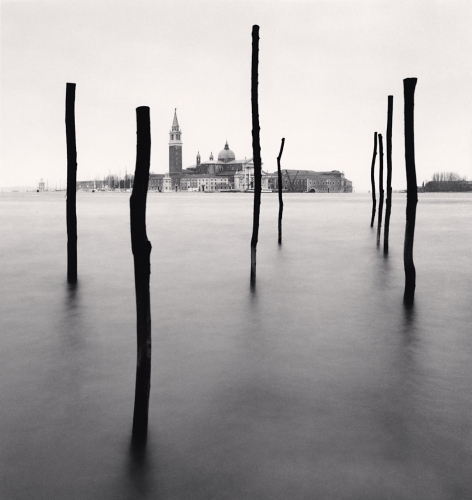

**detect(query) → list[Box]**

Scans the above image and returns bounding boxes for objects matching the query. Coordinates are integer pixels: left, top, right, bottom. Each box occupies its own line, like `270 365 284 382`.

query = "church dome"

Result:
218 141 236 163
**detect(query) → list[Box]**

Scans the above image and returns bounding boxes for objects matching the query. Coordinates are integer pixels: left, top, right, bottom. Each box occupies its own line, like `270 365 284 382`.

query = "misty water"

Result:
1 191 471 499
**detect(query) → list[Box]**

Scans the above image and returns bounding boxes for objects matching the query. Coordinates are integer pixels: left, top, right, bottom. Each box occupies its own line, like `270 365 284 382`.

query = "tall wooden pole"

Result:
66 83 77 283
250 25 262 286
384 96 393 253
370 132 378 227
277 138 285 245
376 133 384 245
403 78 418 305
130 106 152 443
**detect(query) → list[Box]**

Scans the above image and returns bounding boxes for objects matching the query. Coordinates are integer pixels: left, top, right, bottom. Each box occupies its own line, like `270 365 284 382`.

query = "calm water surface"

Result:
1 191 471 499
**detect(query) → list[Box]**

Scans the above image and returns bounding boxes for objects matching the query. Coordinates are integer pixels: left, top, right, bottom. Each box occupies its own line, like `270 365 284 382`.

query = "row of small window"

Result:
183 181 228 186
279 180 340 186
307 180 341 185
171 134 181 140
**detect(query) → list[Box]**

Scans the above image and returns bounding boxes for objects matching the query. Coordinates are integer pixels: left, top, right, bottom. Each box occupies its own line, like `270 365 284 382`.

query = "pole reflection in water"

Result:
126 439 152 498
1 192 471 499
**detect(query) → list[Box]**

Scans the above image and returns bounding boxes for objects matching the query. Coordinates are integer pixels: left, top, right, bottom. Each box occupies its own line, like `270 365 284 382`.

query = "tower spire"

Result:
172 108 179 131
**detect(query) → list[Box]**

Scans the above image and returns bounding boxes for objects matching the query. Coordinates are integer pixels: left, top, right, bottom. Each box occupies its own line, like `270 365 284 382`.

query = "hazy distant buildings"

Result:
269 170 353 193
148 175 164 191
234 161 270 191
174 111 352 192
180 174 231 192
76 110 353 193
162 173 173 192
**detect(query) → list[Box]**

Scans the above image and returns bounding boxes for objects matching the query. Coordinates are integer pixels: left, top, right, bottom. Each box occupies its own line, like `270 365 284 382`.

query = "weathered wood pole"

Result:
250 25 262 286
277 138 285 245
65 83 77 283
403 78 418 305
130 106 152 443
384 95 393 253
376 133 384 245
370 132 378 227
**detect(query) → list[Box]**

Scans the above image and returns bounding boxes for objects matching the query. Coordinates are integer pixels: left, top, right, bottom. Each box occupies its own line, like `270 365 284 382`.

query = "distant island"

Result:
422 172 471 192
70 110 353 194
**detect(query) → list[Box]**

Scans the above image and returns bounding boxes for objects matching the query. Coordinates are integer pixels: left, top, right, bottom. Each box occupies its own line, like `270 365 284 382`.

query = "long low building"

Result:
181 174 231 192
77 169 352 193
268 170 353 193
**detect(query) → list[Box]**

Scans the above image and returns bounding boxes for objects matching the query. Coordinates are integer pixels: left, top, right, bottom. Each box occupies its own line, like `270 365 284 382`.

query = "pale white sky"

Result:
1 0 471 190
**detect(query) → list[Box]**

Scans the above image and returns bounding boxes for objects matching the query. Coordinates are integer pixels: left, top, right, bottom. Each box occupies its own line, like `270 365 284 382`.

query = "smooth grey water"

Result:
1 191 471 499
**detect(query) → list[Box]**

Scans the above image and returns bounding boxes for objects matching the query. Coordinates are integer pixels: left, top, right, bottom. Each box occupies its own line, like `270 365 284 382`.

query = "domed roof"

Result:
218 141 236 163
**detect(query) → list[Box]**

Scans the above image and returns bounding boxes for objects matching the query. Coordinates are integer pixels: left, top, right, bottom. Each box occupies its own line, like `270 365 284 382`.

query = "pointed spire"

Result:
224 140 229 150
172 108 179 130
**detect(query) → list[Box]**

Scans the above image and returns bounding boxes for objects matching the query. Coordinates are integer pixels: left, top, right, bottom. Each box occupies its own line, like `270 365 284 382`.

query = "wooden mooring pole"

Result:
376 133 384 245
277 138 285 245
250 25 262 286
65 83 77 283
403 78 418 305
130 106 152 443
384 95 393 253
370 132 378 227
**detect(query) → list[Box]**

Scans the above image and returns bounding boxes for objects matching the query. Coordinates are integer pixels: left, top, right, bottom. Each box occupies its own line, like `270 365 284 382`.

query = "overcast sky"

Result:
1 0 471 190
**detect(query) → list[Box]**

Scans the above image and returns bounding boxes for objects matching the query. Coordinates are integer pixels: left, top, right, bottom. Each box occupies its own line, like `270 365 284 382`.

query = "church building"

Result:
148 110 353 193
182 141 262 191
185 141 254 176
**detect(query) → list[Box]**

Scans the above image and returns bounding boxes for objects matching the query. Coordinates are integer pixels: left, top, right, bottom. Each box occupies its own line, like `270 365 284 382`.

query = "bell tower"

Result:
169 109 182 181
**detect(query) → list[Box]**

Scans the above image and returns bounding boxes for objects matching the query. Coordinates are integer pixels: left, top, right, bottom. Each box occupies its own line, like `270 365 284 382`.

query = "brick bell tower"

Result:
169 109 182 186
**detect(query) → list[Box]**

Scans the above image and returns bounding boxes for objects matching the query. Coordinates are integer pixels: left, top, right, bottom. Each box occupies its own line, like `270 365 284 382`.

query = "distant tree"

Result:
425 172 469 192
431 172 465 182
